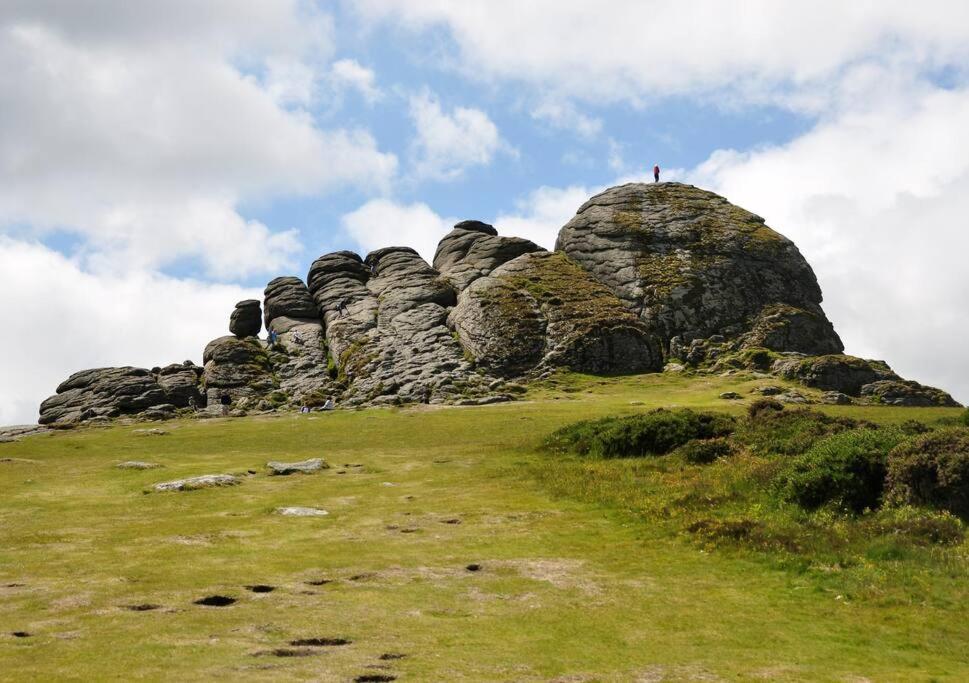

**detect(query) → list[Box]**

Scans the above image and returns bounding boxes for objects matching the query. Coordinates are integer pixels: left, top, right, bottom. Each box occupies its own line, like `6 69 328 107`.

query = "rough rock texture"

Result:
229 299 262 338
202 336 275 406
275 506 329 517
306 247 498 406
117 461 162 469
37 183 961 423
267 458 329 475
40 367 173 427
859 380 959 407
556 183 843 355
772 355 896 396
155 362 203 407
433 220 544 291
450 251 663 376
152 474 240 492
263 276 334 403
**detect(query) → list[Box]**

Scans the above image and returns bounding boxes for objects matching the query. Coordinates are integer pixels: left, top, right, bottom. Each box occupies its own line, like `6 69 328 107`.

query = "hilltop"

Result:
35 183 959 427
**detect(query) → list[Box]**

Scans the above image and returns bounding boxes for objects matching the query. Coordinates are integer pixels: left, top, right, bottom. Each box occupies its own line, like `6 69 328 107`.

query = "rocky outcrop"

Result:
262 276 333 403
37 182 961 425
39 367 184 427
155 362 203 407
556 183 843 355
434 220 544 291
307 246 494 405
450 251 663 376
772 354 959 406
772 355 896 395
229 299 262 338
860 380 960 407
201 336 275 406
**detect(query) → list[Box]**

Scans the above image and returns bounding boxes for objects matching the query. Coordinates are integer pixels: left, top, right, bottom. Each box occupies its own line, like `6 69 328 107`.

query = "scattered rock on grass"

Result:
465 563 482 572
132 428 168 436
153 475 240 492
267 458 329 475
275 507 329 517
821 391 852 405
354 675 396 682
124 603 161 611
11 631 31 638
379 653 406 661
719 391 742 400
117 461 161 470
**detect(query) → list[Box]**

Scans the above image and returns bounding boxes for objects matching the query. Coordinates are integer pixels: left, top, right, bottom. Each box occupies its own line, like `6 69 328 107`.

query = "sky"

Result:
2 1 969 425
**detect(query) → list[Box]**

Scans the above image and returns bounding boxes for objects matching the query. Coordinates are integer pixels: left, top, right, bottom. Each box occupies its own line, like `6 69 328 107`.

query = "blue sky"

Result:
2 1 969 423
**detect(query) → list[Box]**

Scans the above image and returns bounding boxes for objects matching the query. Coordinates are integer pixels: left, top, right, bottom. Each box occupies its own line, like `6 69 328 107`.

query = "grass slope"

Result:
1 372 967 681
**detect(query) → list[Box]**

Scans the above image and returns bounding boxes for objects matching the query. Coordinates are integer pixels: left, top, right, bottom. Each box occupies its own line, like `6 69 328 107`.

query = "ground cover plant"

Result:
1 371 967 680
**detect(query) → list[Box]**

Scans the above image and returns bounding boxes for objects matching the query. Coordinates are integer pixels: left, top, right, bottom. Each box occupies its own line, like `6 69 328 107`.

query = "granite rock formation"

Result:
556 183 843 355
37 182 960 426
229 299 262 338
450 251 663 376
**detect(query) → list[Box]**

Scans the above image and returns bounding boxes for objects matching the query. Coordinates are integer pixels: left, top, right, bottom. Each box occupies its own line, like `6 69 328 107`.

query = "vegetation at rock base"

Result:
3 371 968 680
887 428 969 518
544 408 736 458
774 428 909 513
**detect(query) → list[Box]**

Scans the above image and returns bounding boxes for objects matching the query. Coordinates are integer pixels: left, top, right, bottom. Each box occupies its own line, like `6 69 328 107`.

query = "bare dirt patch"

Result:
194 595 236 607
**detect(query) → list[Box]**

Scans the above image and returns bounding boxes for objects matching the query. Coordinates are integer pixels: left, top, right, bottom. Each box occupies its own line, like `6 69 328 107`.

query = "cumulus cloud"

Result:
342 198 455 263
494 185 594 249
0 237 257 425
688 78 969 402
0 2 397 277
530 100 602 140
408 91 506 180
353 1 969 108
331 58 383 104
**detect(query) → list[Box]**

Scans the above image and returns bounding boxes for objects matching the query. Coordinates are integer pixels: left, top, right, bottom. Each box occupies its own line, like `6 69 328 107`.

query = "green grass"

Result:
1 371 967 681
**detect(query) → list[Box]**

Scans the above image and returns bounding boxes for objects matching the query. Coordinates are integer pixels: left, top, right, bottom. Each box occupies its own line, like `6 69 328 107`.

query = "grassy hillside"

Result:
1 372 967 681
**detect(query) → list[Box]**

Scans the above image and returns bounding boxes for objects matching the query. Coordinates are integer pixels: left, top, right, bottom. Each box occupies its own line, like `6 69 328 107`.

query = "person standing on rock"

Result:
653 164 660 182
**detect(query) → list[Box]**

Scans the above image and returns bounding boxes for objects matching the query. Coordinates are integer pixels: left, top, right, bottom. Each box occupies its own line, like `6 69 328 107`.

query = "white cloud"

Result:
688 79 969 402
530 100 602 139
408 91 506 180
353 1 969 108
0 237 258 425
0 4 397 277
495 186 594 249
342 199 454 263
331 58 383 103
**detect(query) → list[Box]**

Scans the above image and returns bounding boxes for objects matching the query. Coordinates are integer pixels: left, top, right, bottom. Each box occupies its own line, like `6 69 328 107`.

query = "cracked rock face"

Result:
433 220 545 291
38 365 204 427
555 182 844 354
202 336 275 404
449 251 663 376
262 276 333 402
307 247 492 405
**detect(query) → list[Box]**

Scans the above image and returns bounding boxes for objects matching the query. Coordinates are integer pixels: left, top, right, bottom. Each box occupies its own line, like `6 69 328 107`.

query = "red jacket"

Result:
653 165 660 174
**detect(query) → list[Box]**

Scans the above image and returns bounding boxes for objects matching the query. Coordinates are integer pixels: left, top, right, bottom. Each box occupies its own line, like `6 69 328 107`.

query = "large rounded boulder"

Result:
555 182 843 355
449 251 663 376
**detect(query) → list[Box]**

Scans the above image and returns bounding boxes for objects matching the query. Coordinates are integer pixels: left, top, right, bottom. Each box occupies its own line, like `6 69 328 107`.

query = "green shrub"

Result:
887 428 969 519
735 407 868 456
775 429 910 513
899 419 932 435
676 437 734 464
545 409 736 458
865 506 964 546
748 397 784 419
961 409 969 427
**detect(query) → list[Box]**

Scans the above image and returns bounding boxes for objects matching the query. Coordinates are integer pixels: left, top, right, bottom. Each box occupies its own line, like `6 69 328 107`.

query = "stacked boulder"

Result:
39 363 202 426
263 276 334 403
37 182 961 425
